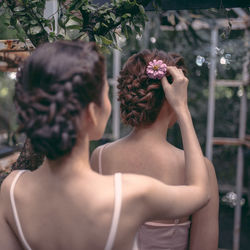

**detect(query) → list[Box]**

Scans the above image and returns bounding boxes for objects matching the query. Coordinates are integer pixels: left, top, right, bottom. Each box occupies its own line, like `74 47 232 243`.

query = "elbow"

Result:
202 187 211 207
205 191 211 205
197 186 210 207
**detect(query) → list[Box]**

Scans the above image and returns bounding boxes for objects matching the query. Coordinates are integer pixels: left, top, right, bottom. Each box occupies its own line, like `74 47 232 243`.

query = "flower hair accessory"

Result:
146 59 167 79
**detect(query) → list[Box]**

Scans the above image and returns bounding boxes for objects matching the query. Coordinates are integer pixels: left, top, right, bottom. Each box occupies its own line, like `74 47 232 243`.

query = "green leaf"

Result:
116 17 121 23
126 24 132 35
16 32 26 43
94 35 102 45
122 13 131 19
51 17 55 31
100 35 113 45
27 26 43 35
56 34 65 40
88 5 97 12
138 5 145 15
13 6 25 12
110 31 117 44
121 24 128 38
66 25 82 30
58 15 69 28
69 1 84 11
49 32 56 38
134 24 141 34
30 20 38 25
77 32 89 41
3 21 10 26
101 23 108 28
94 22 100 30
10 16 17 26
110 12 116 21
71 16 83 25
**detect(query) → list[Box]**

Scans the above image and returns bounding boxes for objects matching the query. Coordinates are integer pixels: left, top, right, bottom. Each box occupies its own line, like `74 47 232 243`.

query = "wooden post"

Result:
44 0 59 34
112 47 121 140
233 28 249 250
205 26 218 160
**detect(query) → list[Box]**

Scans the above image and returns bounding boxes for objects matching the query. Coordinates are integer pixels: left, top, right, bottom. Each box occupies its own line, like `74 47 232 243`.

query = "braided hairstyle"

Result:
118 50 187 127
14 41 105 160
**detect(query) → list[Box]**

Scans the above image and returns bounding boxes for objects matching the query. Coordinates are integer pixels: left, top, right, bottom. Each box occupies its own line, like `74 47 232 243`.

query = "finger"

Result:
177 68 186 77
166 66 182 80
168 66 188 86
161 76 170 92
177 68 184 74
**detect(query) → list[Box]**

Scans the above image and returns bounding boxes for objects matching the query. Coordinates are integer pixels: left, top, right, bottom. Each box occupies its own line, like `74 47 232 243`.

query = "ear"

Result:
87 102 98 126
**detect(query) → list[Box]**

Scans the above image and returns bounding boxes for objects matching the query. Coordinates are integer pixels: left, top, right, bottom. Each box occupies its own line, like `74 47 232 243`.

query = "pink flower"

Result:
146 59 167 79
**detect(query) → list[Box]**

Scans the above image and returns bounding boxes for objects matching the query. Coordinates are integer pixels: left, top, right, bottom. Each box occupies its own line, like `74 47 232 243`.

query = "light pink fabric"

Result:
98 143 191 250
137 221 191 250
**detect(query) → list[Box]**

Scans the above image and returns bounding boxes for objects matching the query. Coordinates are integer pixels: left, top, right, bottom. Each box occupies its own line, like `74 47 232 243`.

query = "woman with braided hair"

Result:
91 50 219 250
0 41 209 250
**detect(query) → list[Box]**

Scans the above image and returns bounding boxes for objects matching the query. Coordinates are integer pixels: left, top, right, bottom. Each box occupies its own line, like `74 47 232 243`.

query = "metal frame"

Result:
205 20 249 250
111 48 121 140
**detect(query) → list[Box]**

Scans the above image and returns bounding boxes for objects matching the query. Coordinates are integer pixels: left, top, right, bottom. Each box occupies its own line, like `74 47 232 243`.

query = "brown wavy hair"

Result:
14 41 105 160
118 49 187 127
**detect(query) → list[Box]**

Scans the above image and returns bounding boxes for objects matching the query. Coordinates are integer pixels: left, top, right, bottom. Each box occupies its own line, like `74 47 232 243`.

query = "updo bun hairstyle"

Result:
14 41 105 160
118 50 187 127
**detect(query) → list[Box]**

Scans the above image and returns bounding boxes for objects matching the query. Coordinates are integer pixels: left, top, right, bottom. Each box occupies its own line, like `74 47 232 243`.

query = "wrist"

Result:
175 106 191 123
174 105 189 117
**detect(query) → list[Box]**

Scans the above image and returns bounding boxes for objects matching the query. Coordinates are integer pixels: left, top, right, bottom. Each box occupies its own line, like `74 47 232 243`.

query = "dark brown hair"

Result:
14 41 105 160
118 49 187 127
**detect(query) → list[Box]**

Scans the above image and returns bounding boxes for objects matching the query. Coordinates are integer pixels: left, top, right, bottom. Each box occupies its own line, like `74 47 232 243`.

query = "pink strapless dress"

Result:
137 220 191 250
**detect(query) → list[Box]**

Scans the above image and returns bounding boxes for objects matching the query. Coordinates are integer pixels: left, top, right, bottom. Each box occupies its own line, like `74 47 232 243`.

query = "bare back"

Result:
1 168 144 250
92 136 190 224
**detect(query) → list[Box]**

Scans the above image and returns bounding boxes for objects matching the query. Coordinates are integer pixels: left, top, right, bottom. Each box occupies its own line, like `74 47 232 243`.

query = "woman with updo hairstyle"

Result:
91 50 219 250
0 41 210 250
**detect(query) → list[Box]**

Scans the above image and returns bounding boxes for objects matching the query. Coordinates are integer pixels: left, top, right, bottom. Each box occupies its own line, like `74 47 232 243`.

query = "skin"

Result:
0 67 210 250
91 69 219 249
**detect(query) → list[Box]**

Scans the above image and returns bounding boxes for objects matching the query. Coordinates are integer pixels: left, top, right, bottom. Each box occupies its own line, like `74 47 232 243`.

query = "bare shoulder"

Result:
0 171 22 214
204 157 217 182
0 171 23 250
164 143 185 165
204 157 215 170
0 171 20 196
90 143 112 172
90 145 101 172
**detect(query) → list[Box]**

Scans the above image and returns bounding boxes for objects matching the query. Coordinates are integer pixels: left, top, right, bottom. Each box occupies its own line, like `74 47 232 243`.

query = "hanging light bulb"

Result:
196 55 205 67
220 57 227 64
150 37 156 44
7 72 16 80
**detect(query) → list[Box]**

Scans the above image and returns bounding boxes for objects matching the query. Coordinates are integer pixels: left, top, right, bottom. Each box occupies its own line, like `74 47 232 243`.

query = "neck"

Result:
128 102 176 143
42 134 91 177
129 121 169 143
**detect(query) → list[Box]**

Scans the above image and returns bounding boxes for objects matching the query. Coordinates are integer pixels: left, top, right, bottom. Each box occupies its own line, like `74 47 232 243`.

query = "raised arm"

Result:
139 66 210 220
189 158 219 250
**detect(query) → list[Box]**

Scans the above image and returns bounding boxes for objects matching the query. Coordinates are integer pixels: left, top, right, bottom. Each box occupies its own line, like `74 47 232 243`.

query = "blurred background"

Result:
0 1 249 249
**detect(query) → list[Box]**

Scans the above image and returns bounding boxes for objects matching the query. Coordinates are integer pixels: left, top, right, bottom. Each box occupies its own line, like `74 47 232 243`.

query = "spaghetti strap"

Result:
10 170 32 250
98 143 110 174
104 173 122 250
